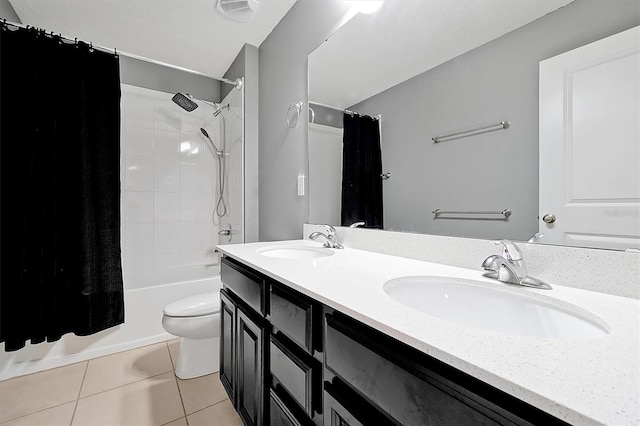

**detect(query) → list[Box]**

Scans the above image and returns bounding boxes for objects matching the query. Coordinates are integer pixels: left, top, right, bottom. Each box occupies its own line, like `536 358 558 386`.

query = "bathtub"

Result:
0 274 222 381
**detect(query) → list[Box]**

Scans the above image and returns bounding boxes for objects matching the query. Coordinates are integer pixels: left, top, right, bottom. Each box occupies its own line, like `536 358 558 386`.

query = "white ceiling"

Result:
309 0 575 109
9 0 297 79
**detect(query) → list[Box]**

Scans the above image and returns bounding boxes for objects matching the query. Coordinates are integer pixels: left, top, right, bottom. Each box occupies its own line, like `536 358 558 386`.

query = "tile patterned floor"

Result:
0 340 242 426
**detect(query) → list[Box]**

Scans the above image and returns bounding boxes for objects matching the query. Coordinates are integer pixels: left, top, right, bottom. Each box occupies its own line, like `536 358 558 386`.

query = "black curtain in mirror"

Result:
0 24 124 351
341 113 383 229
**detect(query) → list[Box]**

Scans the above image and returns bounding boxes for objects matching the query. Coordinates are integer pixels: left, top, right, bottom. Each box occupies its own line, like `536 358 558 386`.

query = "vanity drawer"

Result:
270 283 317 354
270 334 320 418
325 313 529 426
324 379 396 426
221 256 266 316
269 387 313 426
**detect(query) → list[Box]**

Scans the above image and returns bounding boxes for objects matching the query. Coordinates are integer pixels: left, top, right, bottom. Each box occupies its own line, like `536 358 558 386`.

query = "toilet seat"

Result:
163 292 220 317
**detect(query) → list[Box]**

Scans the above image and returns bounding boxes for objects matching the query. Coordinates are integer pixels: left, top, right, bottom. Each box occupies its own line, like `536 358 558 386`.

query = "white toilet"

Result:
162 292 221 379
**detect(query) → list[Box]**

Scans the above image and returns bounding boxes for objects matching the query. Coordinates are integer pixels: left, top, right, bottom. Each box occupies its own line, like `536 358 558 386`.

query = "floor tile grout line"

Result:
167 340 177 370
174 375 189 421
166 341 189 422
76 341 177 399
0 360 90 425
160 416 187 426
185 397 231 418
0 399 78 425
76 369 175 400
69 361 90 426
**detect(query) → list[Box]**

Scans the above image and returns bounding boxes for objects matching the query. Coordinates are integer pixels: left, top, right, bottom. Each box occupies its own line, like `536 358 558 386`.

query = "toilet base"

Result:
175 336 220 379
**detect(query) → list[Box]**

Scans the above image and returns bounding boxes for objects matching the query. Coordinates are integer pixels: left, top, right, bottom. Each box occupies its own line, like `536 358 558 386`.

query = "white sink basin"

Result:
384 276 609 340
258 246 334 259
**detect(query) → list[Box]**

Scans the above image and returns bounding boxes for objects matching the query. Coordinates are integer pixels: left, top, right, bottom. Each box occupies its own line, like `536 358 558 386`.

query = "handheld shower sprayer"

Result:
200 127 228 218
200 128 223 156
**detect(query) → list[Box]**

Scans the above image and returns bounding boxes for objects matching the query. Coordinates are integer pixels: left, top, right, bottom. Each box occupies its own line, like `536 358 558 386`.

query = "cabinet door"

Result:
237 306 267 426
220 289 236 403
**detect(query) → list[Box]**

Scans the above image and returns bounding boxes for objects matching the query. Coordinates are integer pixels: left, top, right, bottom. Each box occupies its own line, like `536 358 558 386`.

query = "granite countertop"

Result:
216 239 640 426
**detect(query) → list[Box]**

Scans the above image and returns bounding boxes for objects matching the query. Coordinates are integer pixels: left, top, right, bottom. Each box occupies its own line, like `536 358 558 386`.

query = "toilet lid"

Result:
163 292 221 317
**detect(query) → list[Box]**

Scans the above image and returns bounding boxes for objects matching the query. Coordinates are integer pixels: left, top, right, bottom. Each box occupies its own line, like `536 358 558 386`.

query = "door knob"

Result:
542 213 556 224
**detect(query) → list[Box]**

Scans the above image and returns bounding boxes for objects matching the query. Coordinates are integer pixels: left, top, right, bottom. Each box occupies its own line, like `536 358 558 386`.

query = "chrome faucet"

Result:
309 225 344 249
482 240 552 289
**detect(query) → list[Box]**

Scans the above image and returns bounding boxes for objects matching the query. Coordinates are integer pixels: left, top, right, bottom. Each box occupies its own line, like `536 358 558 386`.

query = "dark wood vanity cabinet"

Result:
219 289 236 403
220 288 267 426
221 256 322 426
221 256 568 426
220 258 269 426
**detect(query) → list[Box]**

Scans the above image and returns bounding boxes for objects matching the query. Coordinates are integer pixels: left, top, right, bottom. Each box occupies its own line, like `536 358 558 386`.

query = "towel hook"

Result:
287 101 304 128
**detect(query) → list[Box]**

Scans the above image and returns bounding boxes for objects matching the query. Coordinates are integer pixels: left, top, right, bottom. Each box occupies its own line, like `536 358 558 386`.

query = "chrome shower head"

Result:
172 93 198 112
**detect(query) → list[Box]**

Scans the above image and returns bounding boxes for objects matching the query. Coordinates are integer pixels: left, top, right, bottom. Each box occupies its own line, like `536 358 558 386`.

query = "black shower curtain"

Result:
0 25 124 351
341 113 383 229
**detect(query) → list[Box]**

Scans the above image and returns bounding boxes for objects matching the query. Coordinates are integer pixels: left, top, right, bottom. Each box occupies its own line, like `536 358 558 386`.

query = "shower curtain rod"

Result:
310 101 380 120
1 19 237 85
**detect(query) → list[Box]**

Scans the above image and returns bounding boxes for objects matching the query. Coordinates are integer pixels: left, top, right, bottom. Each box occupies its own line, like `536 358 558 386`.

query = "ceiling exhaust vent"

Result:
216 0 261 23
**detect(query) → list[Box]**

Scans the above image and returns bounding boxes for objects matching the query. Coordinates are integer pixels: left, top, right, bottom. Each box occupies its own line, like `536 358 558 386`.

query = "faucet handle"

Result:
324 224 337 237
492 239 523 261
527 232 544 243
311 225 344 249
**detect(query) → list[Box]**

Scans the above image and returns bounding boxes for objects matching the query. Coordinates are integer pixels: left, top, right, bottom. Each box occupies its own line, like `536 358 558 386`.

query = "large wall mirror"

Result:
307 0 640 250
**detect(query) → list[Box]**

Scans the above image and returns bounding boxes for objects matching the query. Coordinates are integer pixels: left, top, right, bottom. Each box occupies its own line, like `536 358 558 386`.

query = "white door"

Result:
539 26 640 250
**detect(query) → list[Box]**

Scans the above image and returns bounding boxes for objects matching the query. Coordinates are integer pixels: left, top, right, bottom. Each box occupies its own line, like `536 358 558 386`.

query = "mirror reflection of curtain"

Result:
341 113 383 228
0 24 124 351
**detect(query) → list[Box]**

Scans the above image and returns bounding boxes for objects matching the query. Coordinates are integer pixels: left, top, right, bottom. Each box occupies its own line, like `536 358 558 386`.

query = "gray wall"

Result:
350 0 639 240
0 0 19 22
258 0 353 241
120 56 220 102
224 44 260 243
2 4 221 102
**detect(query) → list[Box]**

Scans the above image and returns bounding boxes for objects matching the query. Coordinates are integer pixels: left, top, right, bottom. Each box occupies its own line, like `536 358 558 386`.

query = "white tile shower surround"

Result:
0 340 241 426
121 84 221 290
303 224 640 299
